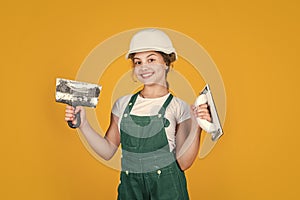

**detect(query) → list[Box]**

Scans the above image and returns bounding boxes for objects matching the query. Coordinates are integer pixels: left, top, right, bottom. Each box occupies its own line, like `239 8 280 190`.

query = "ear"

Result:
165 65 170 73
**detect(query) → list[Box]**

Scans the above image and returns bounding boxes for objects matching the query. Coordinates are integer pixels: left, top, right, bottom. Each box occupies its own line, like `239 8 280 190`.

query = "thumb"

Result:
74 106 82 114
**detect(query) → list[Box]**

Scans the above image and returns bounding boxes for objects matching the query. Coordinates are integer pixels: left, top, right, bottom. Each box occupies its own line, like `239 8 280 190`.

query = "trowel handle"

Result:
194 94 216 133
67 107 81 129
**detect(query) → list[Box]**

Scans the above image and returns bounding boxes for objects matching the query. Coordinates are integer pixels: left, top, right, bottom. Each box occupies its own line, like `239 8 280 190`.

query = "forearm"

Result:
175 115 202 171
79 122 117 160
177 128 201 170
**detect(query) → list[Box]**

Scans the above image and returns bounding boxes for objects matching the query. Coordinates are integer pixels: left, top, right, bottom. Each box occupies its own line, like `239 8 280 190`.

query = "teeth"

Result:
141 72 153 78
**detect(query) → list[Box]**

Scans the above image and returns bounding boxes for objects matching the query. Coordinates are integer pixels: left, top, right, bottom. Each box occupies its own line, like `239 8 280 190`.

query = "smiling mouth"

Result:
140 72 154 79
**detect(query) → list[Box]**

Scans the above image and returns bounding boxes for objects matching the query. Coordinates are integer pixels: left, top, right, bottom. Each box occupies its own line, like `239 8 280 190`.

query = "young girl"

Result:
65 28 211 200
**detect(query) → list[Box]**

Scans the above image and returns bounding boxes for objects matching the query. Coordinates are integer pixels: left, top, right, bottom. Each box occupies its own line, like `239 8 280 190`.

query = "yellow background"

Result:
1 0 299 199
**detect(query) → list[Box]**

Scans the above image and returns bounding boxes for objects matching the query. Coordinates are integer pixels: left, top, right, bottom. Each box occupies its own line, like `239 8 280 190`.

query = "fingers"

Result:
65 105 75 122
65 105 86 126
193 103 212 122
65 105 81 122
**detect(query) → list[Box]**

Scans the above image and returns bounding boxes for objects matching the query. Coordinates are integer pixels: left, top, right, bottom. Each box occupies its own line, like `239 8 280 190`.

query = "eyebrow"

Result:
146 53 157 58
133 53 158 60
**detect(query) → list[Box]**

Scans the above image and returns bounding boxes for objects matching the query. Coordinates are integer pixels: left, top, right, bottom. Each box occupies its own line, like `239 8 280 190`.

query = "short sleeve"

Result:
111 95 131 118
111 100 120 117
169 97 191 124
177 100 191 124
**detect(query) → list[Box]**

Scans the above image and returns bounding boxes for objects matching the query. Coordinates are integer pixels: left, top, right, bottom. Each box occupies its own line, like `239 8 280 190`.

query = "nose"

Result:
140 64 149 71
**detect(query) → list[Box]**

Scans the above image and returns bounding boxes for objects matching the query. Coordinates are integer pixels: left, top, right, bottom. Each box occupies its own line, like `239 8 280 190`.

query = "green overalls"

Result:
117 92 189 200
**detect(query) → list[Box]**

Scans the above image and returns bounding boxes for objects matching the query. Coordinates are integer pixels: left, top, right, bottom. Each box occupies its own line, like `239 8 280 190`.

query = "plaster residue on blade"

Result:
55 78 101 107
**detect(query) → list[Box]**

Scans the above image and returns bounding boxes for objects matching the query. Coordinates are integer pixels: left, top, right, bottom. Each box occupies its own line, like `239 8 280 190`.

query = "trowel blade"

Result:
55 78 102 107
200 84 224 141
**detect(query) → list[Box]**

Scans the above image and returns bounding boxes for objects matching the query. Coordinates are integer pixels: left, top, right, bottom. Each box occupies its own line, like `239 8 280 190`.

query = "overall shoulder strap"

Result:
158 94 173 115
125 91 140 113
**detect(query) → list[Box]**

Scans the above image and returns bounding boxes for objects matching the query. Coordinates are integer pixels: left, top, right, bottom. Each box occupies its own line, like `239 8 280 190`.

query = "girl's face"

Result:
133 51 167 86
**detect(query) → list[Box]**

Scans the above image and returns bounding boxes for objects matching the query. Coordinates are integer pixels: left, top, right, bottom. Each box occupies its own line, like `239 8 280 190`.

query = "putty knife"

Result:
55 78 102 128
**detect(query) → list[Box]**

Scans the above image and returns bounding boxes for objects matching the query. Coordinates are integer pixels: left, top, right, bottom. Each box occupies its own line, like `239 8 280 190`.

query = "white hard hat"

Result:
126 28 177 60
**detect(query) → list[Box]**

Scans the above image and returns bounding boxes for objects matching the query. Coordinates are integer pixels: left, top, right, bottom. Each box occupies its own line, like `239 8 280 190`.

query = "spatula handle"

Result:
67 107 81 129
194 94 216 133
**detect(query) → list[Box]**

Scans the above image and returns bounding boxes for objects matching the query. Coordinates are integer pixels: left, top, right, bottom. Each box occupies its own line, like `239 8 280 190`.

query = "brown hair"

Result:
128 51 176 67
158 52 176 67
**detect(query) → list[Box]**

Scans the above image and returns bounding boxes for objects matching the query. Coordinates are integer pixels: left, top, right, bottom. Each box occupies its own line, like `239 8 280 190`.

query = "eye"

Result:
148 58 155 63
134 60 142 65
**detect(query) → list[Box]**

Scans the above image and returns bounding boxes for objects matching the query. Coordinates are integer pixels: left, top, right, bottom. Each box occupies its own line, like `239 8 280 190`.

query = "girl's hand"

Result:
192 103 212 122
65 105 87 128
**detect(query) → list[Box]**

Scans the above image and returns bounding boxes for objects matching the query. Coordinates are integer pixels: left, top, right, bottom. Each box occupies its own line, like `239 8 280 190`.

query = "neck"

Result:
140 85 169 98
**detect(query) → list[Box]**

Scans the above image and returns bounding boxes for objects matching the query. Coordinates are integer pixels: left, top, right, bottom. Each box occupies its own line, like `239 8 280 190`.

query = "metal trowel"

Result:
55 78 102 128
194 84 223 141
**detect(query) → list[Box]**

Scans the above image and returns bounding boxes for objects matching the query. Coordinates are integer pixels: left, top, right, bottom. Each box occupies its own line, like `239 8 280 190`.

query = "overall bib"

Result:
117 92 189 200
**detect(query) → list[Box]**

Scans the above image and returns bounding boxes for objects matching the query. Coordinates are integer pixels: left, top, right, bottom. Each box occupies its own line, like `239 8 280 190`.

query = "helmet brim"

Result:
125 47 177 60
